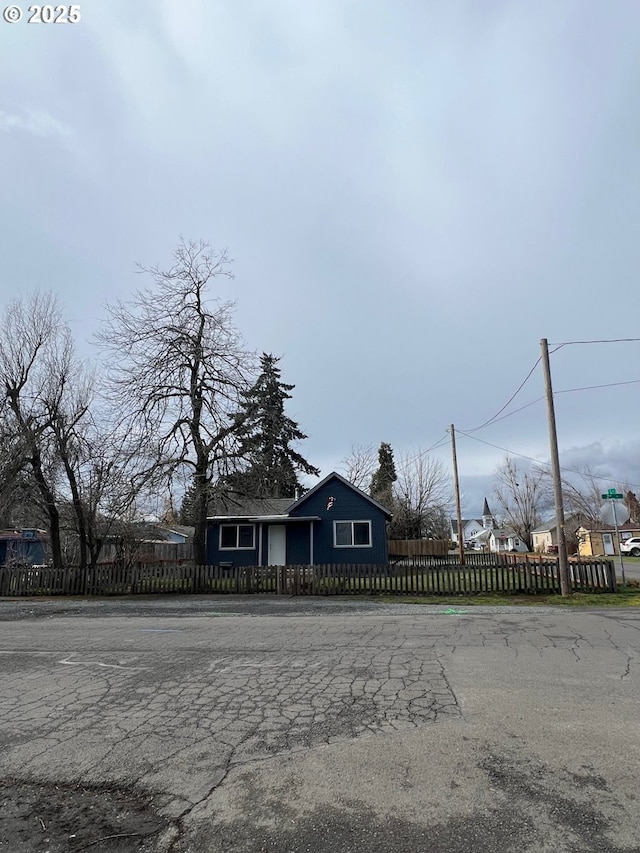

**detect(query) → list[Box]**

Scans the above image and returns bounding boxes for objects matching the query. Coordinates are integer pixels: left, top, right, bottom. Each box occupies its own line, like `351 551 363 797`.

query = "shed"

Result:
576 522 640 557
0 529 48 566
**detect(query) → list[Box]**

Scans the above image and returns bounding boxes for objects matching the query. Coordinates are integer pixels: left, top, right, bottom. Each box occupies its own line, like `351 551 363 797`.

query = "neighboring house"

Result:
98 523 195 563
0 529 48 566
450 499 498 547
576 523 640 557
450 518 484 545
138 524 194 544
531 515 586 554
468 527 527 553
206 472 392 566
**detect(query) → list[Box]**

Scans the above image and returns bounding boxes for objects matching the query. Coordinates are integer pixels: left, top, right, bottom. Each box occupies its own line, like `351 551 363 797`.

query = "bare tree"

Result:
0 409 35 528
560 466 606 527
493 456 552 550
0 291 160 570
97 240 255 565
339 444 377 490
391 453 453 539
0 293 69 568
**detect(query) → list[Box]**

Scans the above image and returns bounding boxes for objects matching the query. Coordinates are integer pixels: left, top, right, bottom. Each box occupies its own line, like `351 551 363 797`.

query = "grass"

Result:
378 581 640 608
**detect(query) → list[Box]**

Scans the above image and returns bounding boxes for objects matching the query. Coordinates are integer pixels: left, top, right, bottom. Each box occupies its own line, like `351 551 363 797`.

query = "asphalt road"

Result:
1 597 638 852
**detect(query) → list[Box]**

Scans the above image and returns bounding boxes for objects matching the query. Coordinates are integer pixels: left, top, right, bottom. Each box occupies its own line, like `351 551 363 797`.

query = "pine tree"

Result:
370 442 397 510
228 354 319 499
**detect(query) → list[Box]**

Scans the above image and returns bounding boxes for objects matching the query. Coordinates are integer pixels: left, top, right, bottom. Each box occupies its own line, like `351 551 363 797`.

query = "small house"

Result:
576 523 640 557
468 527 527 553
531 515 587 554
206 472 392 566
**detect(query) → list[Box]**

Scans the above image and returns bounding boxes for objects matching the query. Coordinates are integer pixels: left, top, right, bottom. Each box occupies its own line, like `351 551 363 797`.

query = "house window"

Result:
334 521 372 548
220 524 255 550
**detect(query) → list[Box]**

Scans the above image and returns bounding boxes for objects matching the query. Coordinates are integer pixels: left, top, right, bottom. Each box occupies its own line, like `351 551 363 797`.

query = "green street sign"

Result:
602 493 623 500
607 488 617 496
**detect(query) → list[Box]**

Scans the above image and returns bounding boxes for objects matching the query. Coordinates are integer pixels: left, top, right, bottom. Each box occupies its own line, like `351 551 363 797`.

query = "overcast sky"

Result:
2 0 639 515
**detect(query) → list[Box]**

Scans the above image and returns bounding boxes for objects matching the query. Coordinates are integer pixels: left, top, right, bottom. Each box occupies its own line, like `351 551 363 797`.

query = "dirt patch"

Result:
0 779 167 852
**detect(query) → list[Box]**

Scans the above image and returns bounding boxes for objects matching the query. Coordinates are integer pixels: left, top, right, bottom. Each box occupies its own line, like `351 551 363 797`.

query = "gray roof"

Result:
531 513 588 534
207 472 394 521
208 497 296 519
450 519 483 534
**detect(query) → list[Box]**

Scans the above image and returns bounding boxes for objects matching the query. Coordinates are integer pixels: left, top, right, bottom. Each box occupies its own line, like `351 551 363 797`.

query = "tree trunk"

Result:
62 456 88 570
193 472 209 566
31 460 64 570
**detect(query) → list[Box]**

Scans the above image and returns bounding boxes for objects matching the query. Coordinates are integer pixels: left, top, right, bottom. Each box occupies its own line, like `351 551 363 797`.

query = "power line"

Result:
469 397 545 428
456 430 640 490
459 355 542 433
481 379 640 425
549 338 640 346
458 379 639 433
555 379 640 395
395 433 451 472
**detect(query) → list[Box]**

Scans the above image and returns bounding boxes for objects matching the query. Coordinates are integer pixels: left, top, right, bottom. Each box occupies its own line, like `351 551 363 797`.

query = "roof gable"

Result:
288 472 393 519
451 519 483 533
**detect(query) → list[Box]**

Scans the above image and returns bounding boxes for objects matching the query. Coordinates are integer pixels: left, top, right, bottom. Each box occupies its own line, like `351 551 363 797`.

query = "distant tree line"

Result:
342 443 638 552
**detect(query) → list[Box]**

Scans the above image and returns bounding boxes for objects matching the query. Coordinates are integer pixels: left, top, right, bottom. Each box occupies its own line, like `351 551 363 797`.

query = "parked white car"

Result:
620 537 640 557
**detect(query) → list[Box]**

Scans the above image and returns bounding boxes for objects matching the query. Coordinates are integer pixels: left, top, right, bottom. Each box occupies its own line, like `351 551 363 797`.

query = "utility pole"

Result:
540 338 570 596
450 424 465 566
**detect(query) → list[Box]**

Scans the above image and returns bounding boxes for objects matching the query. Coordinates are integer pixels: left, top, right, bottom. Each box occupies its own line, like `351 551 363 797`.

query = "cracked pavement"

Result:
0 597 639 852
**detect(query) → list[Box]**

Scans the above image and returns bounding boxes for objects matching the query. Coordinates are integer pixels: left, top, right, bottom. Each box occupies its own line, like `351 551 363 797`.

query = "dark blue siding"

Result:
205 523 259 566
286 524 310 565
291 478 389 564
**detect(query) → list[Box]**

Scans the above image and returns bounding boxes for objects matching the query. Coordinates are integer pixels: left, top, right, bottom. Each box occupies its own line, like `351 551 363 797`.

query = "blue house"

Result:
205 472 392 566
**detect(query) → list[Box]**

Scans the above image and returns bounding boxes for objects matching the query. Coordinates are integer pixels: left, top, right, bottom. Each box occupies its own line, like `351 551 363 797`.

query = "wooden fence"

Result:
97 541 194 563
388 539 450 557
0 557 617 597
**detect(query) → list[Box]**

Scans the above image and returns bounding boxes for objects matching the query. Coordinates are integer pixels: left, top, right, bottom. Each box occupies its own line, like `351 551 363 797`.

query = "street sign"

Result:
601 493 623 500
607 488 617 496
599 501 630 526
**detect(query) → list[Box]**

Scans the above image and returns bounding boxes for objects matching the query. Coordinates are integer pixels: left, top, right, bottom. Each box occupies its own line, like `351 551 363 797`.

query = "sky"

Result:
2 0 639 516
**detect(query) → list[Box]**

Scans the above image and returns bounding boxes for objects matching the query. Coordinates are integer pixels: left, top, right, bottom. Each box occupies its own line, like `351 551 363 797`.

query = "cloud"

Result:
0 108 72 138
561 439 640 491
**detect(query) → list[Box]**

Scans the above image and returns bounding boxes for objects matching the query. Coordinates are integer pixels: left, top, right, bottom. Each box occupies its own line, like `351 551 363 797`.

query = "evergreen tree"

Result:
370 442 397 510
228 354 319 499
178 480 199 525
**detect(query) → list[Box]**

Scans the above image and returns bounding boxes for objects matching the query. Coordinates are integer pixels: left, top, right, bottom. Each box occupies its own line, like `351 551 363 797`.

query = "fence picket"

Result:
0 557 621 598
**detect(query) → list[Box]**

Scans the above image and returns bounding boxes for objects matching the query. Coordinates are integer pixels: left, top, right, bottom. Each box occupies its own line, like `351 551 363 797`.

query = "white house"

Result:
450 499 498 547
469 527 527 553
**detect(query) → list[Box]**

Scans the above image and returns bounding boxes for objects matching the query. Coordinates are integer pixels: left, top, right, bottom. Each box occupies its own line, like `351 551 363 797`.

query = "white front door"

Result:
268 525 286 565
602 533 615 556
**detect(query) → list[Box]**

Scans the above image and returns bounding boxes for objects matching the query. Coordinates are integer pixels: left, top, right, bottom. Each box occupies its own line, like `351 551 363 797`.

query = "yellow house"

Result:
577 524 640 557
531 515 585 554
